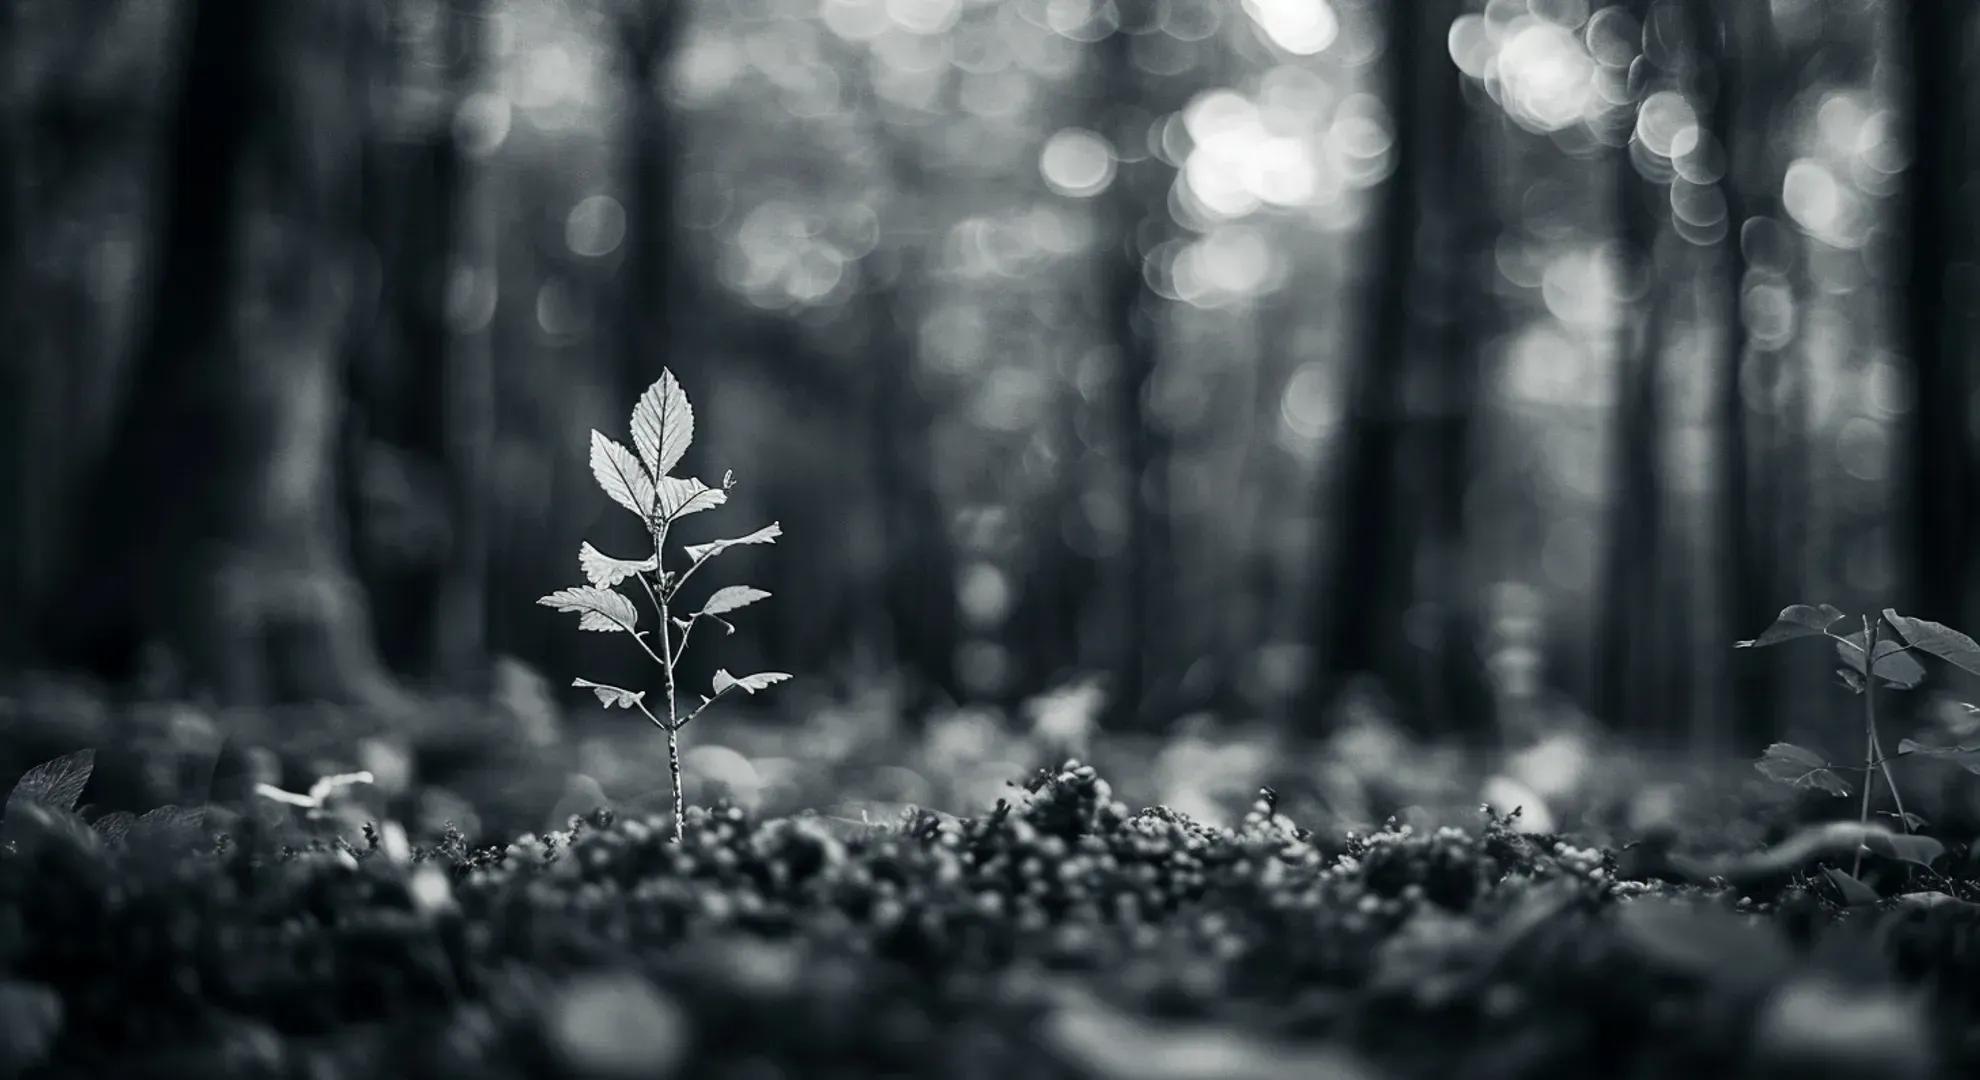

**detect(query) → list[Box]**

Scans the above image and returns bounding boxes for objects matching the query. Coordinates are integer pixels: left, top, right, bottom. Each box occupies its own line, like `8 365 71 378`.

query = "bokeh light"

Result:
1039 128 1117 197
1241 0 1340 56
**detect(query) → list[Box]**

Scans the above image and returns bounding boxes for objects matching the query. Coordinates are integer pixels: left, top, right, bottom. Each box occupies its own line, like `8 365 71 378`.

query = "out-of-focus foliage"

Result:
0 0 1973 751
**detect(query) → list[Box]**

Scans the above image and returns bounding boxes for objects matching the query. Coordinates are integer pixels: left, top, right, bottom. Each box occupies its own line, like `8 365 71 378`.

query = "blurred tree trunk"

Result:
1597 58 1668 739
1234 300 1304 721
1099 5 1172 728
1017 392 1106 692
865 253 962 705
853 91 964 707
1692 0 1764 749
1310 0 1418 722
341 4 450 681
618 0 687 405
1901 1 1973 624
1414 50 1499 741
40 0 397 708
0 0 20 665
432 0 496 687
1313 0 1497 735
1729 5 1811 743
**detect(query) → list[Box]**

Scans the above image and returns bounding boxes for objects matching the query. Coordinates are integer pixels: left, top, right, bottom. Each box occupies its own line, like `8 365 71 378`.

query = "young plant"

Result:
1738 605 1980 877
538 370 788 841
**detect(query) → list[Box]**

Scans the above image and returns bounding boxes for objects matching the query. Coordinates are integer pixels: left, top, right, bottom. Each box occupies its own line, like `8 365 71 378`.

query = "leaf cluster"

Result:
1741 605 1980 851
536 369 789 732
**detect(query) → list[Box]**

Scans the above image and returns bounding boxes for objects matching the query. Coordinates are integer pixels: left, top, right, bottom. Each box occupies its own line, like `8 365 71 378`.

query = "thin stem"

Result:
672 611 735 666
632 698 667 732
1829 629 1917 656
633 571 670 659
666 547 720 600
1871 726 1910 831
1863 615 1911 833
1853 616 1879 876
674 612 700 664
651 518 682 842
667 727 682 837
673 684 736 732
601 614 669 669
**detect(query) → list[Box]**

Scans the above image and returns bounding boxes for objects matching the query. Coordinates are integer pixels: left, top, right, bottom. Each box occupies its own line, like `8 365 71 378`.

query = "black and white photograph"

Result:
1 0 1975 1076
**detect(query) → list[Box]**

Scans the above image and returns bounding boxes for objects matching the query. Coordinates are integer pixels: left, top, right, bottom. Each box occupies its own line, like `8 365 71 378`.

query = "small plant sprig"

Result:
538 369 788 842
1738 605 1980 879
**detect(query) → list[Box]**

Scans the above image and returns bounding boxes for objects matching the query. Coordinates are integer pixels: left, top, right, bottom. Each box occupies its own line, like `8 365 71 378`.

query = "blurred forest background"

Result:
1 0 1974 765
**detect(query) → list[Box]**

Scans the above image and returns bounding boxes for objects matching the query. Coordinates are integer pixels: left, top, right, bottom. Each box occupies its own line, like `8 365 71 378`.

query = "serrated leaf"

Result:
1735 604 1846 648
1859 830 1944 868
573 678 646 710
701 585 770 616
684 522 782 562
1836 632 1927 688
93 811 135 844
590 431 655 520
130 805 206 846
7 750 94 816
1896 738 1980 774
1882 609 1980 677
654 476 727 521
712 670 791 696
1754 742 1850 797
579 542 657 588
631 369 694 478
1821 866 1881 907
537 586 640 633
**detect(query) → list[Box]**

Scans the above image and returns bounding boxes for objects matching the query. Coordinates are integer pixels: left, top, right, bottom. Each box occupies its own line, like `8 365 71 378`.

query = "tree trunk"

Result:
620 0 687 404
866 256 963 704
1310 0 1423 725
0 0 21 666
433 0 495 687
41 0 397 708
1416 24 1498 741
1902 1 1972 624
1688 0 1764 750
339 2 448 680
1099 4 1171 728
1597 45 1668 740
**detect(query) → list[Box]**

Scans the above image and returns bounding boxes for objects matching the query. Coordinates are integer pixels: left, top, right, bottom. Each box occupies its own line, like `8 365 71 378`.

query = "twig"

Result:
673 684 737 732
665 546 720 601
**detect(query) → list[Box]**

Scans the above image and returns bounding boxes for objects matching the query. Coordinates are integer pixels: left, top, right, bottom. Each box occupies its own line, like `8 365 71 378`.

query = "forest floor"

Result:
2 673 1977 1079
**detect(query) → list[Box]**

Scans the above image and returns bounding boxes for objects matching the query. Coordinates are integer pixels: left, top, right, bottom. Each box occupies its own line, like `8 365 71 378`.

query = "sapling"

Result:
538 369 788 842
1738 605 1980 879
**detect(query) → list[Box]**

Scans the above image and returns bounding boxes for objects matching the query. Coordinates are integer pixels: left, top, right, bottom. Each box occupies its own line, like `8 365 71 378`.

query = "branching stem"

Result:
666 547 720 601
1850 615 1913 875
674 684 738 732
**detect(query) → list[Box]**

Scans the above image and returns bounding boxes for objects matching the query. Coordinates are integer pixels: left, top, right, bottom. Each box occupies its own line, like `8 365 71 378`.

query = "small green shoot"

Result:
538 370 788 841
1739 605 1980 880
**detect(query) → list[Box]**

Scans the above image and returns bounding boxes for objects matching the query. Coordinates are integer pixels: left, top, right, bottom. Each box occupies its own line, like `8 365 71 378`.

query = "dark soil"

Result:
4 756 1978 1079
